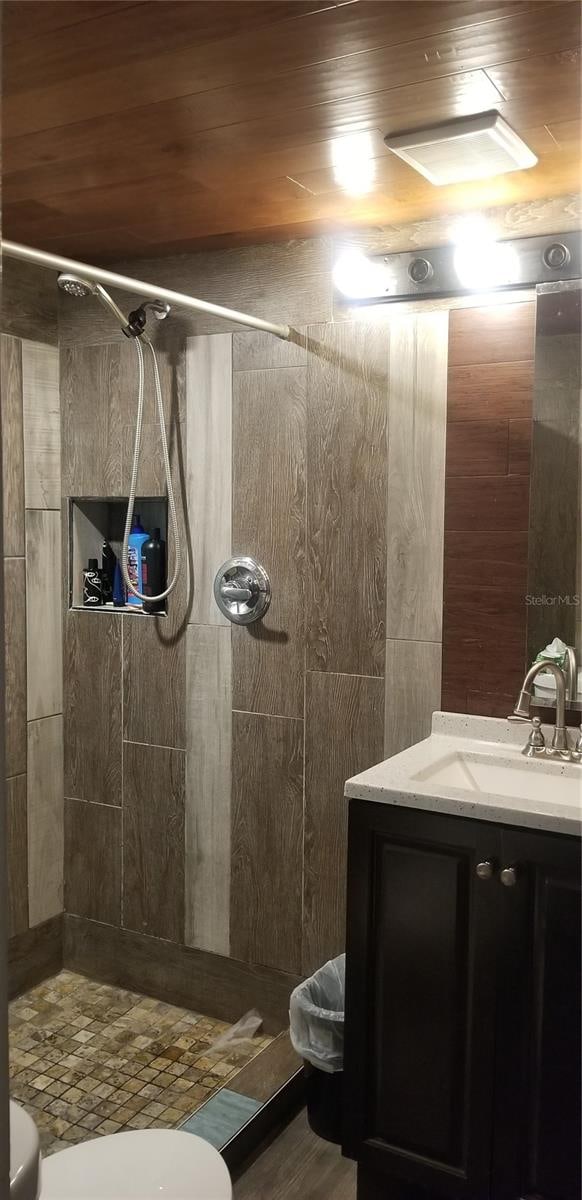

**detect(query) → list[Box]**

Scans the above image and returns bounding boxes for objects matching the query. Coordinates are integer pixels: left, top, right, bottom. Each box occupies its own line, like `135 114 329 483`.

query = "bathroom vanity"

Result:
343 713 581 1200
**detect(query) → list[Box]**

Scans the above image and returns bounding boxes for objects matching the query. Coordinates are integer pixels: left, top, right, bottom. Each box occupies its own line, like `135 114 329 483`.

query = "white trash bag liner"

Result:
289 954 345 1074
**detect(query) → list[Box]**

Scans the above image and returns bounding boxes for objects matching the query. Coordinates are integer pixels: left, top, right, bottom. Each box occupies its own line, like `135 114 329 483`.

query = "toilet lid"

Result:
41 1129 232 1200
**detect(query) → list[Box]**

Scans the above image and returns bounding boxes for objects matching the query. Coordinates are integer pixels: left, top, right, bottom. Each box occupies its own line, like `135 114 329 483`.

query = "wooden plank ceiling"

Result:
2 0 581 258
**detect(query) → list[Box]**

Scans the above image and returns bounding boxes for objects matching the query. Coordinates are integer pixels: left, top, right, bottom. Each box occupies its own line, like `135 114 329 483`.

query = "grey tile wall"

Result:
1 288 62 941
58 242 448 990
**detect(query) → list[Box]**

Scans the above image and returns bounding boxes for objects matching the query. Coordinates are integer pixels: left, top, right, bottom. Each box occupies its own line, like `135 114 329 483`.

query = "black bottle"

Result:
83 558 102 607
101 540 116 605
141 528 166 614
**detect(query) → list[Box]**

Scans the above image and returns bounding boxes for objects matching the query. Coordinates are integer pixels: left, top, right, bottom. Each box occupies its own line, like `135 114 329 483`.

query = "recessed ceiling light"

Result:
384 111 537 186
331 132 376 196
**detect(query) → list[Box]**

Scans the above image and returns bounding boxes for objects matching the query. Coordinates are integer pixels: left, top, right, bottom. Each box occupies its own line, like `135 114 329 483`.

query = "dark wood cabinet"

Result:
343 801 581 1200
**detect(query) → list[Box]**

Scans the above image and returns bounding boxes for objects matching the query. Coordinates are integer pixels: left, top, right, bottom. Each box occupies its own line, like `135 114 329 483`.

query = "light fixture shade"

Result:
384 111 537 186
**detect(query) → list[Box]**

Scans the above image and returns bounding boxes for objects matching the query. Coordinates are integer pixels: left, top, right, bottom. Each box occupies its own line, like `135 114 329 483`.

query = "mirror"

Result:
527 282 582 709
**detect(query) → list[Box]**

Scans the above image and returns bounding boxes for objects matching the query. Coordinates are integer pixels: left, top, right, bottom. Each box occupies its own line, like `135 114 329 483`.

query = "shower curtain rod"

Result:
1 240 292 340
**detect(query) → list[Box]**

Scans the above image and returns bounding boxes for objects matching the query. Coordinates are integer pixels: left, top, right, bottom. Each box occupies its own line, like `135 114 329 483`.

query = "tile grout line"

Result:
231 709 303 723
123 739 187 753
65 796 122 811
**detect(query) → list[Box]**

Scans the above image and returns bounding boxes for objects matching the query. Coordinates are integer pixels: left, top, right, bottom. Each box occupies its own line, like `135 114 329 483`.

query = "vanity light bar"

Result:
337 231 582 303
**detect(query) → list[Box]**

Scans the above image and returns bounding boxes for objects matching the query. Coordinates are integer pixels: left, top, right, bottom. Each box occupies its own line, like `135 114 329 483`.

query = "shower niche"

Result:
68 497 168 614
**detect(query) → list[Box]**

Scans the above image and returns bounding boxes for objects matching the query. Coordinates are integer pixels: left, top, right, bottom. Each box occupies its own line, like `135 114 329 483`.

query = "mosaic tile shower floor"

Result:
9 971 272 1156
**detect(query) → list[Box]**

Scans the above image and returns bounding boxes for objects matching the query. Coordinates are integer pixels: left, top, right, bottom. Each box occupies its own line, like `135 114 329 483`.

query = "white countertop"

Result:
345 712 582 836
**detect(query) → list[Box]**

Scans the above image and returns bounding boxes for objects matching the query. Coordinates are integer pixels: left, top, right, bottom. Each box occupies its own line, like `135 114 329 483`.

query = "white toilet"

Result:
10 1101 232 1200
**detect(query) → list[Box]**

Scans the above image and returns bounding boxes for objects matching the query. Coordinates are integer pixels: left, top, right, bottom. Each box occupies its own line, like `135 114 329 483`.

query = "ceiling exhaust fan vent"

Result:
384 111 537 186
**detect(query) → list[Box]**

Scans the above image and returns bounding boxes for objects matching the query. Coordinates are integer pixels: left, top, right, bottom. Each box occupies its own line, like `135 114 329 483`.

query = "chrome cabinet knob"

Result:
214 556 271 625
476 860 495 881
500 866 518 888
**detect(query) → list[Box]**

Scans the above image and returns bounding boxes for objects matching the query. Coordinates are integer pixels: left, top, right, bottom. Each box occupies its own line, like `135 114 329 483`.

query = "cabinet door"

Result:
344 801 500 1198
493 827 581 1200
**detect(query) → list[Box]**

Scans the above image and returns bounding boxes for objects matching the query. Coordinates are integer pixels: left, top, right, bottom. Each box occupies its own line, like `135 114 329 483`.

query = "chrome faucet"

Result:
511 661 571 758
563 645 578 702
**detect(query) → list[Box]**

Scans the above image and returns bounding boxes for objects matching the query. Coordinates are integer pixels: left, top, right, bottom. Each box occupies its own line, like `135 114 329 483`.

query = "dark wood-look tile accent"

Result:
230 712 303 974
466 690 520 719
64 914 300 1035
64 797 121 926
123 741 185 943
6 773 28 938
305 322 388 676
447 360 534 422
445 420 508 477
123 617 187 750
303 671 384 976
508 418 533 475
232 366 306 718
444 530 529 592
444 475 530 532
1 335 25 557
8 914 63 1000
1 259 58 346
64 610 122 806
228 1032 301 1103
4 558 27 778
448 302 536 366
61 342 123 496
442 301 535 717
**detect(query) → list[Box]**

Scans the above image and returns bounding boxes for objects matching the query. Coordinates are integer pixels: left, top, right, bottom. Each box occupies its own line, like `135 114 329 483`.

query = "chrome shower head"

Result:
57 272 170 338
57 272 96 298
57 272 135 336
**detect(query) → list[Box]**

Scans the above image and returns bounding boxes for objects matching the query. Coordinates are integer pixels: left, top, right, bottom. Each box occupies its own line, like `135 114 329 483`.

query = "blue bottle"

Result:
127 514 149 606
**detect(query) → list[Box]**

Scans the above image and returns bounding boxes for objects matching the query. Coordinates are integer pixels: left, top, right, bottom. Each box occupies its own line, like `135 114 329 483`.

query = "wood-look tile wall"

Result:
11 238 536 1009
442 301 536 717
1 263 63 941
59 239 453 994
0 236 546 1026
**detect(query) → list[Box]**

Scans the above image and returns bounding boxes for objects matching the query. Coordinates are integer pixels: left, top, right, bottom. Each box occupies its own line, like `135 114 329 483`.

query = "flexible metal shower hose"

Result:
122 334 181 604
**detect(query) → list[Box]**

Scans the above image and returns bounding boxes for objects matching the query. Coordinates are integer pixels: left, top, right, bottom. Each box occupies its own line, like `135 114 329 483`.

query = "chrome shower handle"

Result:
220 581 253 603
214 557 271 625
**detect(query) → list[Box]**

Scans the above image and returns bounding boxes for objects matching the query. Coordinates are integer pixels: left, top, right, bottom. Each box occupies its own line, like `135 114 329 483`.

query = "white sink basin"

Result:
345 712 582 835
413 749 581 807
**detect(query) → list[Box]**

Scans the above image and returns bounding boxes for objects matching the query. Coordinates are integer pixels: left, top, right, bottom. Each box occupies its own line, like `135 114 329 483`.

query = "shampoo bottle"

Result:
126 514 149 606
141 528 166 614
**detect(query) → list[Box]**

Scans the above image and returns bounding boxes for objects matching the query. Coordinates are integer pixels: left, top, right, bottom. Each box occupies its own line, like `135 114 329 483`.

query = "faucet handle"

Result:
523 716 546 758
573 725 582 761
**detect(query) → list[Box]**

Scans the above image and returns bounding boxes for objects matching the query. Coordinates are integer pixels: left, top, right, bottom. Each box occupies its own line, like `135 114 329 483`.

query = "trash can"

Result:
289 954 345 1144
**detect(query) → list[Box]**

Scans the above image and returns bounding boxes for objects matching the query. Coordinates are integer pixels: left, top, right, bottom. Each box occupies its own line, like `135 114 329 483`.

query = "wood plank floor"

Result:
233 1109 356 1200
